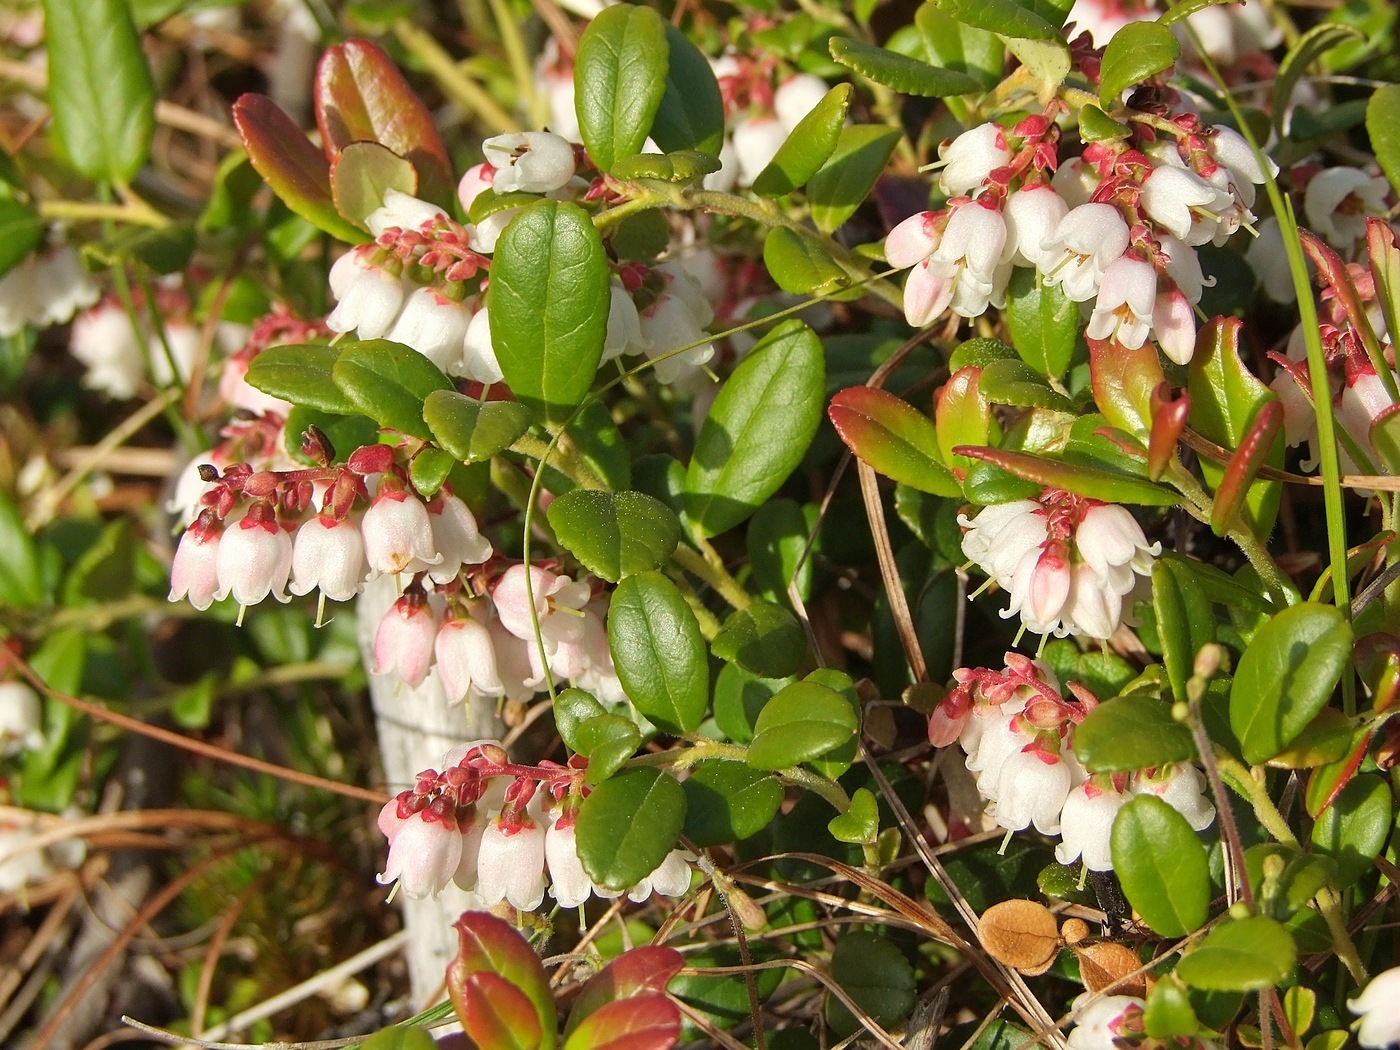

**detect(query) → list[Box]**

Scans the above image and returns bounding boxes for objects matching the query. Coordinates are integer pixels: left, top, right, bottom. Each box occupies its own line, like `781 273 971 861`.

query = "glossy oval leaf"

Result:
1072 696 1196 772
753 84 852 197
808 125 903 234
829 37 980 97
1004 267 1077 379
916 2 1006 92
685 320 825 537
1229 602 1353 766
1111 796 1210 937
825 932 917 1039
1310 773 1392 884
829 386 960 496
650 22 724 155
246 343 357 415
423 390 533 464
546 490 682 583
1176 916 1296 991
329 142 418 229
576 768 687 890
978 358 1075 412
576 713 644 786
747 499 817 607
487 200 611 424
1368 84 1400 195
607 570 708 735
1099 22 1181 108
762 227 851 296
712 601 806 679
929 0 1058 40
747 680 858 770
682 761 785 846
332 338 453 440
44 0 155 184
563 994 680 1050
1153 556 1216 703
574 4 670 172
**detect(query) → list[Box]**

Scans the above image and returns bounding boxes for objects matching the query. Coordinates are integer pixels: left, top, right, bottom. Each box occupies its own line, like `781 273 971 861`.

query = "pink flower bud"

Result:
361 488 441 577
884 211 940 270
372 590 438 687
376 805 464 900
477 810 547 910
214 508 292 608
289 514 367 603
435 614 504 703
457 162 495 214
169 512 224 611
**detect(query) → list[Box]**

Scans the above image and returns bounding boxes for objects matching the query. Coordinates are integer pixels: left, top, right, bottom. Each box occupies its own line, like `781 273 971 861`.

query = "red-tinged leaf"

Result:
232 93 367 244
566 947 684 1036
1305 728 1373 818
458 972 546 1050
935 365 999 479
1300 229 1387 365
330 141 418 229
1210 401 1282 536
1368 219 1400 359
449 912 556 1039
828 386 960 496
315 39 454 206
563 994 681 1050
952 446 1181 506
1089 334 1165 439
1148 383 1189 481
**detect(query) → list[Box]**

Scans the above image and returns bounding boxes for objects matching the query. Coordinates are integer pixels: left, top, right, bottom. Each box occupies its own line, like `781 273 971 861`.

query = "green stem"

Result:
628 741 850 811
510 432 608 491
39 200 168 228
673 543 752 612
1171 467 1298 606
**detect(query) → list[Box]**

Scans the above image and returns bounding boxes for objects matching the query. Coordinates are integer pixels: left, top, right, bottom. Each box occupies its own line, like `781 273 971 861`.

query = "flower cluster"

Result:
960 488 1161 640
377 741 691 905
887 110 1273 364
0 244 96 339
930 654 1214 870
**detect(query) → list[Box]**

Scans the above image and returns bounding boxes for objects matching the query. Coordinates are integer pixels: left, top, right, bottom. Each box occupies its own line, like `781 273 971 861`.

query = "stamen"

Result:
997 828 1015 855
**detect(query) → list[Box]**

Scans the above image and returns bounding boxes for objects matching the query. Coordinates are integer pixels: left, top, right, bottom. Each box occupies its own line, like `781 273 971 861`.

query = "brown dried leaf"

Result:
1060 918 1090 945
977 899 1060 975
1073 941 1146 997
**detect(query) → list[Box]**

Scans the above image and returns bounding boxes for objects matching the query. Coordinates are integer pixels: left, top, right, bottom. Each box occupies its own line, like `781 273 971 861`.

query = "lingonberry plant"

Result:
2 0 1400 1046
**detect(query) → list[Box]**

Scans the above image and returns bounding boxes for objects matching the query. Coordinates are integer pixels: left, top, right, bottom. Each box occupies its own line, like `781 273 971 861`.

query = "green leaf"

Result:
0 491 43 608
1144 976 1201 1039
1111 796 1210 937
1368 84 1400 195
929 0 1058 39
1153 556 1216 702
1072 696 1196 772
828 787 879 844
915 2 1006 92
1004 268 1077 379
245 343 357 415
574 4 670 172
607 571 708 735
825 932 916 1039
0 198 45 280
650 22 725 155
1176 916 1296 991
1310 773 1392 884
408 447 455 498
609 150 721 183
682 761 784 846
332 339 453 440
978 358 1075 411
685 320 825 537
1275 25 1366 136
576 768 686 890
576 713 644 785
1003 37 1071 97
1229 602 1353 766
828 386 960 496
747 500 816 607
1079 104 1133 141
712 602 806 679
713 664 789 745
487 201 611 424
422 391 532 464
754 84 852 197
829 38 981 97
746 680 858 770
762 227 851 296
955 446 1180 506
1099 22 1181 108
555 688 607 752
808 126 903 234
43 0 155 183
329 142 418 229
546 490 682 583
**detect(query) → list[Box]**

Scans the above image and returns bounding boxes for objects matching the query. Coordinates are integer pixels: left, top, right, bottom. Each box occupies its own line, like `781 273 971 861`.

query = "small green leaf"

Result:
829 37 981 97
329 142 418 228
1004 37 1071 97
685 320 825 537
361 1027 438 1050
747 499 817 607
1004 268 1078 379
574 4 671 172
682 761 784 846
1144 976 1200 1039
828 386 960 496
408 447 455 498
753 84 852 197
1072 696 1196 772
808 126 903 234
978 358 1075 411
825 932 916 1039
1310 773 1392 884
555 688 607 752
1111 796 1210 937
1273 24 1365 135
576 768 686 890
929 0 1059 40
1099 22 1181 108
712 602 806 679
576 713 643 785
916 2 1006 92
332 339 453 440
747 680 858 770
1153 556 1216 702
650 22 725 155
546 490 682 583
1079 104 1133 141
487 201 611 424
1368 84 1400 195
423 391 532 464
762 227 851 296
1229 602 1353 766
44 0 156 183
607 571 708 735
1176 916 1296 991
245 343 357 415
0 198 45 280
828 787 879 844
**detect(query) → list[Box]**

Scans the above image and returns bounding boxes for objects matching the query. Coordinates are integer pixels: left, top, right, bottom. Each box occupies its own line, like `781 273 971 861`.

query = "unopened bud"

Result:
726 886 769 931
1193 643 1225 680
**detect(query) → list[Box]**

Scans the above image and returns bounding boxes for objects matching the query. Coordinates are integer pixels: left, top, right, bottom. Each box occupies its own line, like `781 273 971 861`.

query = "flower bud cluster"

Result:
377 741 692 905
959 488 1161 640
930 654 1214 871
